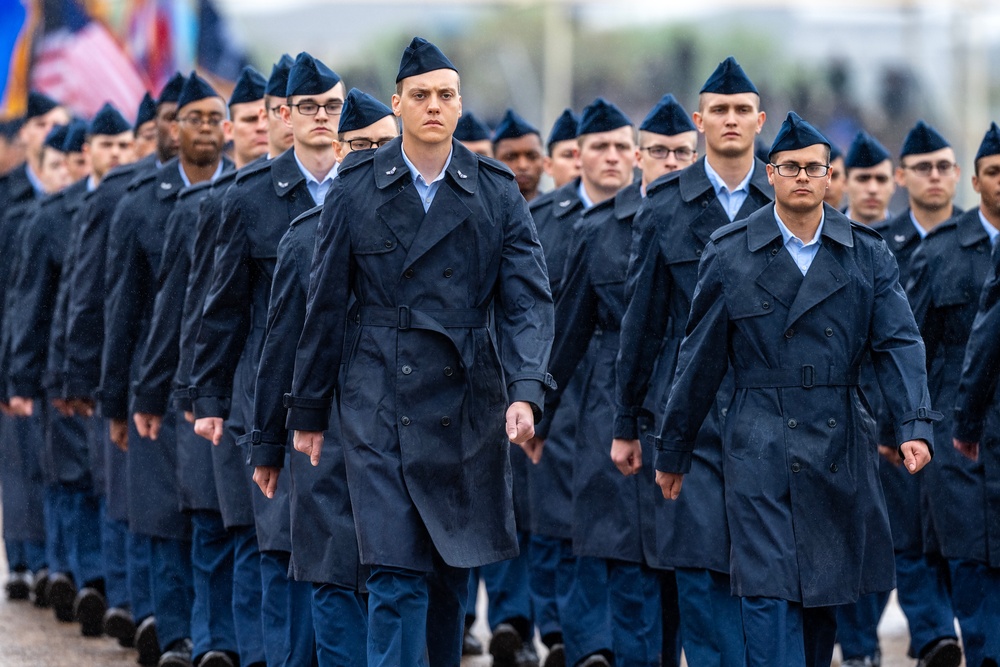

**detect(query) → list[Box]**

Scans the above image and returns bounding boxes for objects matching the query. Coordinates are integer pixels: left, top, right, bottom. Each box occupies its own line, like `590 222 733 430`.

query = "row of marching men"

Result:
1 39 999 667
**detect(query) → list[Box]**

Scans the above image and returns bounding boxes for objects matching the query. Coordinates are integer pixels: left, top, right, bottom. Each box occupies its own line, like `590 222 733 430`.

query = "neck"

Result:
776 202 823 242
521 187 539 203
910 201 953 231
293 143 336 182
180 156 220 184
582 179 618 206
981 203 1000 230
401 135 451 182
28 153 43 177
706 149 754 191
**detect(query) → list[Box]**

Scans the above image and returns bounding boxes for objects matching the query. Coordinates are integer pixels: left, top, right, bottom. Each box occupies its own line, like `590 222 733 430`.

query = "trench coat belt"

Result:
734 365 860 389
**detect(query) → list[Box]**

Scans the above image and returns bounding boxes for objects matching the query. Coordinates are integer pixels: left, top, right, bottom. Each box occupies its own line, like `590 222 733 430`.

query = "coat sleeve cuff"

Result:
613 413 640 441
896 414 937 457
191 394 230 420
507 379 548 421
651 435 694 474
283 393 333 433
130 391 168 417
97 385 129 421
952 408 984 444
238 430 287 468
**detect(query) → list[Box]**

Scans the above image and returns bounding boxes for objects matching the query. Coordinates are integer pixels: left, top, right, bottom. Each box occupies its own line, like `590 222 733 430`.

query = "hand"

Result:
64 397 95 417
900 439 932 473
8 396 34 417
183 411 195 424
655 471 684 500
194 417 224 445
520 436 544 464
50 398 74 417
133 412 163 440
953 438 979 462
506 401 535 445
611 438 642 476
0 401 10 416
294 430 324 466
253 466 281 498
109 418 129 451
877 444 903 467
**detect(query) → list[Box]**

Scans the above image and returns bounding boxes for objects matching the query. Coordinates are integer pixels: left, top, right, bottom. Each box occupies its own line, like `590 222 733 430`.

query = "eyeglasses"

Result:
770 163 830 178
178 115 223 128
903 160 956 176
343 138 391 151
289 101 344 116
640 146 694 160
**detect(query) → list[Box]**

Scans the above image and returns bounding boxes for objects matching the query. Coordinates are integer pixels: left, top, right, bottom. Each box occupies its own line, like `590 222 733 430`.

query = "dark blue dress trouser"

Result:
674 567 745 667
231 524 265 665
100 502 129 609
260 549 316 667
948 559 1000 667
740 597 837 667
189 510 237 659
149 535 194 649
313 582 368 667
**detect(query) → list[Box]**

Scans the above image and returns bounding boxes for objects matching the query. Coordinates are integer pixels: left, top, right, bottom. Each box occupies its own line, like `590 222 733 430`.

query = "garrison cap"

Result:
135 93 157 129
62 118 88 153
157 72 187 105
577 98 631 136
177 72 223 111
286 52 342 98
700 56 759 95
266 54 294 97
768 111 830 161
845 131 891 169
229 66 266 106
492 109 539 143
639 94 696 136
338 88 392 134
0 119 21 139
396 37 457 83
455 113 492 142
547 108 579 148
975 122 1000 163
27 92 59 119
900 120 950 158
89 103 131 136
43 124 69 151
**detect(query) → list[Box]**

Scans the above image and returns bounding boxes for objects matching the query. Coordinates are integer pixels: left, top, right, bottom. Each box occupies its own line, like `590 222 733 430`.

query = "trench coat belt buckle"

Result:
734 364 860 389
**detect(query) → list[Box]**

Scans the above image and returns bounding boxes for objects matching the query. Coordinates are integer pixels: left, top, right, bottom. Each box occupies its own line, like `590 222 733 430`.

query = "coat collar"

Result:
270 148 308 197
746 203 853 252
614 182 643 221
155 157 186 200
551 178 584 219
6 162 34 202
374 137 479 195
679 155 772 203
955 208 990 248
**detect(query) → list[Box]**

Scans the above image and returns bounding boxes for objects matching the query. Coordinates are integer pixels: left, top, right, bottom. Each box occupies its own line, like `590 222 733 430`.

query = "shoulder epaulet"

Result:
127 169 156 191
213 169 238 188
103 162 139 184
179 180 213 198
710 218 748 242
476 154 516 180
645 169 682 197
850 220 888 241
338 148 375 176
528 190 556 212
235 157 272 184
290 203 323 228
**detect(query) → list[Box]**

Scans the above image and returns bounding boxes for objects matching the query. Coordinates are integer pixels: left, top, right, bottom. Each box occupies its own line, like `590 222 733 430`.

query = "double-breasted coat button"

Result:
829 463 839 473
441 416 451 427
785 329 795 338
762 301 771 310
827 418 836 428
401 365 412 375
404 268 414 278
721 407 728 417
400 416 411 426
791 462 801 473
384 239 393 249
443 268 453 278
771 248 779 256
825 328 833 337
443 366 454 377
702 200 708 208
787 419 797 428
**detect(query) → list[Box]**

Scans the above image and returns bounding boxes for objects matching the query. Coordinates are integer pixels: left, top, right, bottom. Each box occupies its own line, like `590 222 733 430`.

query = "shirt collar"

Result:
979 208 1000 246
577 180 594 209
293 150 338 186
774 206 825 247
178 160 224 188
87 175 98 191
704 158 754 196
908 210 929 239
400 146 451 187
25 163 45 195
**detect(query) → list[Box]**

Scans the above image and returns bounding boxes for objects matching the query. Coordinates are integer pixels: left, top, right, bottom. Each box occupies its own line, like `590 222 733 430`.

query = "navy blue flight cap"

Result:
266 54 294 98
135 92 157 129
975 122 1000 163
286 52 342 98
0 119 21 139
27 92 59 119
62 118 88 153
157 72 186 106
700 56 759 95
577 98 631 136
338 88 392 134
455 113 492 143
845 130 891 169
89 103 131 136
547 108 578 148
639 94 696 136
493 109 539 143
768 111 830 161
900 120 950 158
44 124 69 151
229 66 266 107
177 71 223 111
396 37 457 83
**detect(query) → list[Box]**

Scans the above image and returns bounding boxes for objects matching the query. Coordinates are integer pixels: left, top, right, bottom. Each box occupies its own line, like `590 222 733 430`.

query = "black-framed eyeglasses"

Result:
289 101 344 116
903 160 956 176
178 115 224 128
640 146 694 160
770 163 830 178
343 138 391 151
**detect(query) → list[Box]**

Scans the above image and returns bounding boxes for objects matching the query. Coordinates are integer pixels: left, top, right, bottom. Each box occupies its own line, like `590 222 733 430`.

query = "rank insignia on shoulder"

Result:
559 199 571 207
160 182 172 190
894 234 906 243
457 170 467 179
278 181 289 188
386 166 397 175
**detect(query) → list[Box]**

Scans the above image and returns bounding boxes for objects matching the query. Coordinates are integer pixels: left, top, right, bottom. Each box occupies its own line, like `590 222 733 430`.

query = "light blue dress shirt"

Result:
178 160 224 188
980 209 1000 246
705 159 754 222
293 151 338 206
401 147 452 212
25 163 45 196
908 210 929 240
577 180 594 209
774 208 825 275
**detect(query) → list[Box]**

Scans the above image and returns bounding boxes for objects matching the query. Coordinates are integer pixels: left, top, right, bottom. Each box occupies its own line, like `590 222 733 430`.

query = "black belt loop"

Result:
801 364 815 389
397 305 411 330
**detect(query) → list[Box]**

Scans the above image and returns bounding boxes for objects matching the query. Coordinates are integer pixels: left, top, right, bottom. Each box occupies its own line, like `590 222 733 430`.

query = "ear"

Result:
692 112 704 134
391 94 402 118
756 111 766 134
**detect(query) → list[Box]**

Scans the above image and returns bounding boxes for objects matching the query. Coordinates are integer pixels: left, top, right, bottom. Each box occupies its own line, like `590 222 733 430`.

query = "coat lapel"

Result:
747 207 802 308
783 208 853 328
155 158 185 201
375 185 422 252
400 179 471 272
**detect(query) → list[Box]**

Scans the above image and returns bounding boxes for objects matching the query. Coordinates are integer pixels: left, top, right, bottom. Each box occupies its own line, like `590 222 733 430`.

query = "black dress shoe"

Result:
490 622 524 667
5 570 31 600
516 641 540 667
158 638 194 667
197 650 235 667
135 616 161 665
75 587 108 636
918 637 963 667
31 568 49 607
542 643 566 667
104 607 136 646
462 625 484 656
47 572 77 622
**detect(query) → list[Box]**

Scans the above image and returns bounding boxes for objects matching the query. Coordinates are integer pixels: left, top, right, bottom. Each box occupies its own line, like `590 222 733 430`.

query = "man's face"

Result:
693 92 764 159
228 99 268 165
895 147 959 213
766 144 831 215
494 133 544 198
578 126 637 199
824 155 846 208
974 154 1000 219
39 147 69 192
87 131 134 180
282 83 346 150
156 102 179 162
20 106 70 160
460 139 492 157
544 139 580 188
335 116 400 163
133 120 157 160
173 97 226 167
64 150 90 182
392 69 462 149
264 96 294 155
638 129 697 186
846 159 895 224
